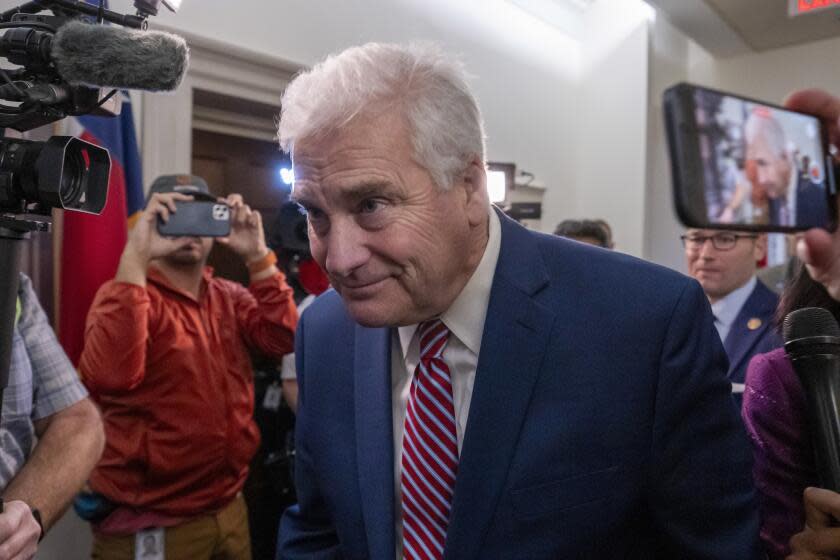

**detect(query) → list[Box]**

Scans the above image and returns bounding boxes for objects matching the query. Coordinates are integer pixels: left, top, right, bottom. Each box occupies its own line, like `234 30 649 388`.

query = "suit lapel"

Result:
444 212 556 560
353 324 396 559
723 283 774 380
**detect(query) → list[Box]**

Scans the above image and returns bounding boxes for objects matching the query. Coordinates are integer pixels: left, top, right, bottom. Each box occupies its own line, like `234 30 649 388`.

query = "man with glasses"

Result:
683 229 782 407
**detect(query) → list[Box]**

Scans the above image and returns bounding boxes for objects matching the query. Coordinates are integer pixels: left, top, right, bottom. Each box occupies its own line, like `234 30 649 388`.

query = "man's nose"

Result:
324 219 371 278
698 238 717 258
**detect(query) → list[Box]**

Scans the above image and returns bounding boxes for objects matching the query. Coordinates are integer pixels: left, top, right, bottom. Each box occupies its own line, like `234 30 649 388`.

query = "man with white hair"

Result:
277 43 760 559
745 109 825 228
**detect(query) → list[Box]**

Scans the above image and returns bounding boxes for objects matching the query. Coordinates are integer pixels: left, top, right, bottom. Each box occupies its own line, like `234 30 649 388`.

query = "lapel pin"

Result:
747 318 762 330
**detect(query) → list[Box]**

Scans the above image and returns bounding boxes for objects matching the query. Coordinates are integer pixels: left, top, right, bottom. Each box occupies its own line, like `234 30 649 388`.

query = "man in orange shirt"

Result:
79 175 298 560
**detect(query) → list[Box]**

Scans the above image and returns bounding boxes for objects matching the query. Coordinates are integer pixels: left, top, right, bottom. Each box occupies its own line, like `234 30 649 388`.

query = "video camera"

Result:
0 0 185 220
0 0 187 421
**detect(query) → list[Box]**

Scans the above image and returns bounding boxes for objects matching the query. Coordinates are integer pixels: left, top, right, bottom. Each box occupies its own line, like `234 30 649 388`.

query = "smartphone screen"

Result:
665 83 836 232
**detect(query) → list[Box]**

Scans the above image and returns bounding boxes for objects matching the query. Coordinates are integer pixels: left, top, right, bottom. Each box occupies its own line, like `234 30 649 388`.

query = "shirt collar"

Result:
710 275 757 328
398 208 502 358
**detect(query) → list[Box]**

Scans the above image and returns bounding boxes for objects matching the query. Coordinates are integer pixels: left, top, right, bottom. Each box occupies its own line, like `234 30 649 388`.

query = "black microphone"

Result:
784 307 840 491
51 20 189 92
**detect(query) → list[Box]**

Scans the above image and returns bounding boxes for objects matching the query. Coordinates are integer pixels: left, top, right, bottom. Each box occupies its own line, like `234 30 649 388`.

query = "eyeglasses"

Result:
680 233 758 251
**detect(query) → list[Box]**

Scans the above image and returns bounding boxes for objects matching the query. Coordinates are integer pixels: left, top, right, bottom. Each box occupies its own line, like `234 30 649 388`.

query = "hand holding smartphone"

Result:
664 82 838 232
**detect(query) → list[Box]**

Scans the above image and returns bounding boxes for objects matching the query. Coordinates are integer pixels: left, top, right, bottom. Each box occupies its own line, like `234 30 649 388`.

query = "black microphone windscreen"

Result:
784 307 840 343
52 21 189 92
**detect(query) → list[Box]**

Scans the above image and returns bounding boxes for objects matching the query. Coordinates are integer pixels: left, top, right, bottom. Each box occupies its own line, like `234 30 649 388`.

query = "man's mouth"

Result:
338 277 389 296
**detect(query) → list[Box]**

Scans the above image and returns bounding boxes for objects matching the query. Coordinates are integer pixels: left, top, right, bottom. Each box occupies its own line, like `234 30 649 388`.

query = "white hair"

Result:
745 111 787 158
278 42 486 190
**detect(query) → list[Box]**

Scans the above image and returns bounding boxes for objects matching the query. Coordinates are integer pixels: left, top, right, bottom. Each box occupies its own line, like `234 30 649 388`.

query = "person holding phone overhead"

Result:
78 174 298 559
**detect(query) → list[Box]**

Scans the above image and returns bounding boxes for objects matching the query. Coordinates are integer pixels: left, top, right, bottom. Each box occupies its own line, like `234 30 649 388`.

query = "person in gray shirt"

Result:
0 274 104 560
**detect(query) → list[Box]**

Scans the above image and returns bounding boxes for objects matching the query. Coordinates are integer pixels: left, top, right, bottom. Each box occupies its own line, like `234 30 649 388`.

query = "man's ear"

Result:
461 155 489 227
754 233 768 263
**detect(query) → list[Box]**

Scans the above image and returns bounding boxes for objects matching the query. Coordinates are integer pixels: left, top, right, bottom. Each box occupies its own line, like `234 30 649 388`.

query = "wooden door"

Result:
191 129 291 285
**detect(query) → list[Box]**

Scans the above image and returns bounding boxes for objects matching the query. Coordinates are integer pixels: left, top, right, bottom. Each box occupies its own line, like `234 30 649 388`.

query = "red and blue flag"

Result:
59 93 144 365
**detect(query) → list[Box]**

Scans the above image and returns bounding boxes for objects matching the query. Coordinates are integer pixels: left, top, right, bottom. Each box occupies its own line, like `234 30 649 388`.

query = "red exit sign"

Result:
790 0 840 16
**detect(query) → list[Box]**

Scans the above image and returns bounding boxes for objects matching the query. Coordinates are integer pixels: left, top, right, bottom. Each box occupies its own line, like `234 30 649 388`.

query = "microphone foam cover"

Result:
53 20 189 91
784 307 840 343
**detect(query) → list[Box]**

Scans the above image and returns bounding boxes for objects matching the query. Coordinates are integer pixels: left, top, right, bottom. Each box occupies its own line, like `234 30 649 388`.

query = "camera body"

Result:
0 0 175 219
133 0 181 17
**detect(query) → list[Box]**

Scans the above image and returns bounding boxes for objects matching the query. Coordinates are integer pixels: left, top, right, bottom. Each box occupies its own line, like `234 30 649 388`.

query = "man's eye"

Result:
359 199 385 214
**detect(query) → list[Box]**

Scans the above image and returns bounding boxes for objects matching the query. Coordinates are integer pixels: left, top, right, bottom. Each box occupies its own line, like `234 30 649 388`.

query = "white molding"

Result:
140 26 302 188
154 23 300 104
141 80 193 182
192 106 278 142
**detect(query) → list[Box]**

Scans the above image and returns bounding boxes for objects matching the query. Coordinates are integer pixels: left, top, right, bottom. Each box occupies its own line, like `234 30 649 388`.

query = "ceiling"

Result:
647 0 840 57
505 0 593 39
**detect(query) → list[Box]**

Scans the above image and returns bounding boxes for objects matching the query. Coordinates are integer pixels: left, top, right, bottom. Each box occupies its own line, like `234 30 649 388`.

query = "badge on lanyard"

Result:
135 527 164 560
263 382 282 411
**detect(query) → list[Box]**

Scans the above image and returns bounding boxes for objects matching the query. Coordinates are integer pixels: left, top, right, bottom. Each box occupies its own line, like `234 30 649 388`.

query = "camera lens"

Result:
0 136 110 214
37 136 109 214
58 148 85 208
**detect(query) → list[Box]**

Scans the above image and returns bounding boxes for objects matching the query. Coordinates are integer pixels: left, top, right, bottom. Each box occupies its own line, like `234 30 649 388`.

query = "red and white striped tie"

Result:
401 319 458 560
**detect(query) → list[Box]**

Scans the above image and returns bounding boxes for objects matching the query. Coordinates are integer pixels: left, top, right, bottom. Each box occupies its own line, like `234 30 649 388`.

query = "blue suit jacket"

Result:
797 176 829 228
278 212 760 559
723 280 782 409
771 176 828 227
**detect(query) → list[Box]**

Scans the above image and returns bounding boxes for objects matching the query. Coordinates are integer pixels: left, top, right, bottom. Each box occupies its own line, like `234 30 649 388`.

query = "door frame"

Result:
140 26 302 187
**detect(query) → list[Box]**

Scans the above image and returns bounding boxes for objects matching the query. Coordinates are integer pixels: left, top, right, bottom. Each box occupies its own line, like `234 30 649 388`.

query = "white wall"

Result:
644 14 694 272
687 34 840 104
542 0 651 255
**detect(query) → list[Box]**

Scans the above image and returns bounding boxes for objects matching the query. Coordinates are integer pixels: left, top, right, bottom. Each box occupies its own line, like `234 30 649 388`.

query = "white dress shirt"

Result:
391 208 501 556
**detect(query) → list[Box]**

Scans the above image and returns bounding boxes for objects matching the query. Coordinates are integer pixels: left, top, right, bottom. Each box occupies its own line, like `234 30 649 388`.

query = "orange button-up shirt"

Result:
79 267 297 517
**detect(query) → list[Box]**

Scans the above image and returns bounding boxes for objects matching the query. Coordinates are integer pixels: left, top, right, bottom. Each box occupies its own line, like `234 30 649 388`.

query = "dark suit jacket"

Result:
795 176 828 228
723 280 782 409
278 212 760 559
